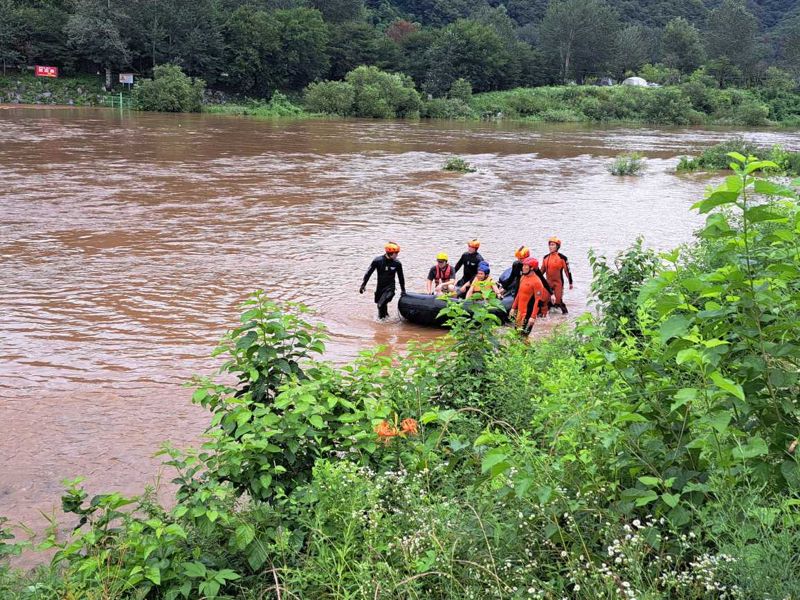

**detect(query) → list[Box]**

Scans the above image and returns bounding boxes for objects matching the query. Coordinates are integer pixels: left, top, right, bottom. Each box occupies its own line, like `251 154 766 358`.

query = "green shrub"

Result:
442 156 477 173
608 152 646 176
448 77 472 103
132 64 204 113
303 80 355 115
641 87 696 124
537 107 586 122
345 65 422 118
732 99 770 125
421 97 474 119
677 137 763 171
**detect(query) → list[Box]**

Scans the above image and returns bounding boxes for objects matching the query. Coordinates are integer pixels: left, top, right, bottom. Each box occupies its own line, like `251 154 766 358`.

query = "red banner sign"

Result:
35 65 58 78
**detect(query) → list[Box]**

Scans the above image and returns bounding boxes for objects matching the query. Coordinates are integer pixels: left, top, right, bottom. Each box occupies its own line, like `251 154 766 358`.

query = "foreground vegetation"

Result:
1 154 798 598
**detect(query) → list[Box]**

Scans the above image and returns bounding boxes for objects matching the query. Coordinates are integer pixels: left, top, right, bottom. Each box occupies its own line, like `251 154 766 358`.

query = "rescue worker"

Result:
360 242 406 319
426 252 456 295
454 239 484 289
499 245 531 296
509 257 547 335
464 261 502 299
541 236 573 314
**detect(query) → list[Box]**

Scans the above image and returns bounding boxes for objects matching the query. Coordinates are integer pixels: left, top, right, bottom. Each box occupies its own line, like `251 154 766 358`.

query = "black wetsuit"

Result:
503 260 523 295
454 251 484 287
361 255 406 319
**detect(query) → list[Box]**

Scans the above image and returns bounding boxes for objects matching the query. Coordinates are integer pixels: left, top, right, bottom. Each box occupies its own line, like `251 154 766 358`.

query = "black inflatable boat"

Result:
398 291 515 327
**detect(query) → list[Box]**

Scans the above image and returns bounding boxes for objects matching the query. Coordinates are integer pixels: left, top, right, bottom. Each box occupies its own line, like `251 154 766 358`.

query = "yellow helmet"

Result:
436 252 448 261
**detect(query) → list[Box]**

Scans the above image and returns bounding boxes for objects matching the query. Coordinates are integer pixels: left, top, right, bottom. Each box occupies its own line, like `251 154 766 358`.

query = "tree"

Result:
539 0 620 83
223 7 328 95
778 15 800 75
327 22 398 80
613 25 652 77
661 17 705 74
0 0 23 74
306 0 364 23
423 19 514 95
66 0 130 89
705 0 762 83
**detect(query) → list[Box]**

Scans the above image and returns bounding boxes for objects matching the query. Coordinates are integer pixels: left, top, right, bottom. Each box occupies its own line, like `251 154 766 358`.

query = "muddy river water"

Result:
2 106 799 546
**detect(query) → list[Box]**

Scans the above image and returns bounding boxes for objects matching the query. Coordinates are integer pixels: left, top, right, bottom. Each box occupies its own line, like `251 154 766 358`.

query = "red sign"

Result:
35 65 58 78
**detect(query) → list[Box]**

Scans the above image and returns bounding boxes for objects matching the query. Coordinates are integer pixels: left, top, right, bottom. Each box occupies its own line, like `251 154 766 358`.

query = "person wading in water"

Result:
541 236 573 314
454 239 484 293
360 242 406 320
509 257 547 335
426 252 456 295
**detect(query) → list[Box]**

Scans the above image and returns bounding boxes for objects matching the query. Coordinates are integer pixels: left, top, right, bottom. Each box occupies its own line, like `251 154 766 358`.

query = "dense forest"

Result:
1 0 799 96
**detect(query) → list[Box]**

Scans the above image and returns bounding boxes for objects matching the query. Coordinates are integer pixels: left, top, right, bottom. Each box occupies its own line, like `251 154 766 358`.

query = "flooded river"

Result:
2 106 799 547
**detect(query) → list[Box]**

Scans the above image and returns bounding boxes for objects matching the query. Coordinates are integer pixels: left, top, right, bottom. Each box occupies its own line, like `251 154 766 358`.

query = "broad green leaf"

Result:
235 524 255 549
753 179 795 198
182 562 207 579
144 566 161 585
671 388 697 412
481 450 509 474
638 476 660 487
200 580 220 599
710 371 745 401
732 437 769 460
259 474 272 490
745 205 787 223
309 415 324 429
514 477 533 499
615 412 648 424
662 493 680 508
659 315 690 342
693 190 740 214
704 411 732 434
535 485 553 505
634 490 659 506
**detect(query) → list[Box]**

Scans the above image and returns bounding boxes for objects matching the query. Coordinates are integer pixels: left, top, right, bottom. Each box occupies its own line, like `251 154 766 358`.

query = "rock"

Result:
42 91 52 98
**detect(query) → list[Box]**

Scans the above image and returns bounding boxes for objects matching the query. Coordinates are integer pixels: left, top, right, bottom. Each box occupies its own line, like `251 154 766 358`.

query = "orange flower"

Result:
374 420 399 444
400 418 419 436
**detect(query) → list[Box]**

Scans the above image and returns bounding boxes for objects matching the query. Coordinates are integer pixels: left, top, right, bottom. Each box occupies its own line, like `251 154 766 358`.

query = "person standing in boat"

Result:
541 236 573 314
464 262 502 299
360 242 406 320
426 252 456 295
454 239 484 290
509 257 548 335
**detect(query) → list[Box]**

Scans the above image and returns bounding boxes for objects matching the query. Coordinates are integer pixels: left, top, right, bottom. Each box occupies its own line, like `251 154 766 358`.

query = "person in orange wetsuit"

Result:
509 257 547 335
541 236 573 314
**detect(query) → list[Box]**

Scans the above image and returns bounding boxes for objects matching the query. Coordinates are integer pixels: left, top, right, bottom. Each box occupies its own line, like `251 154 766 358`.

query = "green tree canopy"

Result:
705 0 761 82
661 17 705 74
66 0 130 88
540 0 620 82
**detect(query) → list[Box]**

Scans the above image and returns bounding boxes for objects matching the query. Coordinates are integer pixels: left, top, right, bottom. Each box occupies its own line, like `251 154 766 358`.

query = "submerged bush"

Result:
442 156 477 173
608 151 646 175
132 64 204 113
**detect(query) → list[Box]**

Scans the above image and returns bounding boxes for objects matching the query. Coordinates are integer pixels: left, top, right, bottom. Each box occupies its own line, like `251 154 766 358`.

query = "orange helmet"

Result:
384 242 400 254
523 257 539 269
548 236 561 248
467 238 480 249
515 245 530 260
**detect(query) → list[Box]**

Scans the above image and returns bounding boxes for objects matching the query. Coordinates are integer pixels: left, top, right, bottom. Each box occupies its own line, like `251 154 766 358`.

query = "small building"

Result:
622 76 648 87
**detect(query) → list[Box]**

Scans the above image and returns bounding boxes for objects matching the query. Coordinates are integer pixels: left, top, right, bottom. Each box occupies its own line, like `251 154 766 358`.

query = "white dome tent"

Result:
622 76 648 87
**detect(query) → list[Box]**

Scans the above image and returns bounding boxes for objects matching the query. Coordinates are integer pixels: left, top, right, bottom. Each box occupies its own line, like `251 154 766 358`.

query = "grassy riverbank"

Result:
5 71 800 128
2 155 799 599
0 74 106 106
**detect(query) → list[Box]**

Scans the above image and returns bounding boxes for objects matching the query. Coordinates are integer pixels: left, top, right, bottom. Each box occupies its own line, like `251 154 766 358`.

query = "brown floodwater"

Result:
2 106 799 554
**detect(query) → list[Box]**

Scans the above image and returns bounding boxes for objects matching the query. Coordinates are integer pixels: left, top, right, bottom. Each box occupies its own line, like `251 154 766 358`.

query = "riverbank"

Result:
4 72 800 127
2 155 799 599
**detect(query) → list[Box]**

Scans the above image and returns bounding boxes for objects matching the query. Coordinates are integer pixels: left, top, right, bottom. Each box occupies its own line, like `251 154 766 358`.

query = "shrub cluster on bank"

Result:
1 155 799 599
678 139 800 175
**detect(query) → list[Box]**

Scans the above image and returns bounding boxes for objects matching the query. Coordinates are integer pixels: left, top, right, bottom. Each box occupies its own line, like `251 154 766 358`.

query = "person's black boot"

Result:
560 303 568 314
521 324 532 336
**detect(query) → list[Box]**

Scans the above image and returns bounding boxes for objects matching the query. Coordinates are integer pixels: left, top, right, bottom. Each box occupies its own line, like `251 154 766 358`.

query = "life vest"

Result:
434 263 453 284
